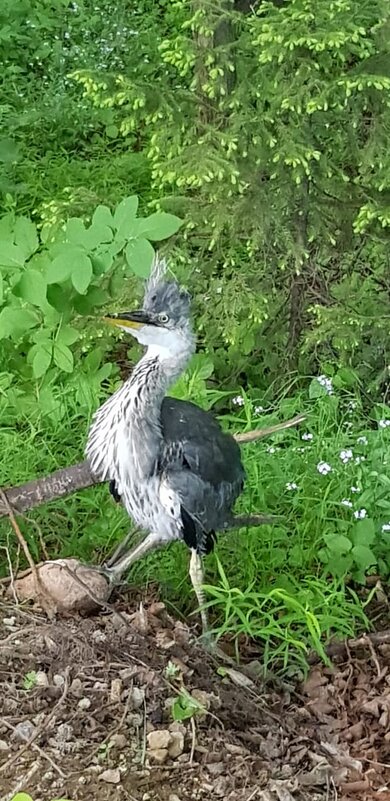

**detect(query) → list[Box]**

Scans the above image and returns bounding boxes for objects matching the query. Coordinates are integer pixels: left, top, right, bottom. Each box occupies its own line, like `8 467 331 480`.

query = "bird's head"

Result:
103 257 195 358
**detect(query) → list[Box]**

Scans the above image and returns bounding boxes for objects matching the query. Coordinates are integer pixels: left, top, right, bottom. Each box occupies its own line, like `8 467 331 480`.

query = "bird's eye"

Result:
158 313 169 324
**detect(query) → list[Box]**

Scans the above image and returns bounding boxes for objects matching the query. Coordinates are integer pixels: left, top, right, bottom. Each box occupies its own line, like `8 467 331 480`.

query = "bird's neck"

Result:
125 339 195 423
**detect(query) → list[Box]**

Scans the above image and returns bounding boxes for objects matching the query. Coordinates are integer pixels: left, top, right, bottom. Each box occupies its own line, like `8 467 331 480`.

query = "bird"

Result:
85 256 246 635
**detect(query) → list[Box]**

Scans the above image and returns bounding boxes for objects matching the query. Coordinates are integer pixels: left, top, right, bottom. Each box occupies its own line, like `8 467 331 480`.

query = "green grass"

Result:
1 373 389 674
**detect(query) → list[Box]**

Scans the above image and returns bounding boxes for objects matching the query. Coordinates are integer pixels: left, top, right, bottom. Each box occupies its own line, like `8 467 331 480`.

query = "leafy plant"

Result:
171 689 206 722
22 670 37 691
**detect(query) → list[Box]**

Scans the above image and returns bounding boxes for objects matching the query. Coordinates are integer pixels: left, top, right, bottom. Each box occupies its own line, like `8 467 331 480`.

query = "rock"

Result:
70 678 83 696
0 740 9 751
9 558 110 615
3 616 16 627
169 795 182 801
147 729 171 750
207 762 224 776
110 678 122 702
191 689 211 709
149 748 169 764
35 671 49 687
12 720 35 742
78 697 92 710
169 721 186 735
110 733 128 749
99 768 121 784
131 686 145 709
53 674 65 687
168 731 184 758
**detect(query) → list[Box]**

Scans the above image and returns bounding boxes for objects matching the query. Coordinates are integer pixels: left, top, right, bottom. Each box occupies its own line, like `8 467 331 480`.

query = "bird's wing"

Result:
159 398 245 553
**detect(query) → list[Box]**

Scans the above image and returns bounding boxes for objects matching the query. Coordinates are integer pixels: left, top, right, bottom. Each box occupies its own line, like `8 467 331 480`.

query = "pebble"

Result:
3 616 16 627
110 733 127 749
99 768 121 784
53 674 65 687
11 720 35 742
35 671 49 688
110 678 122 702
149 747 168 764
169 795 182 801
168 731 184 758
131 686 145 709
0 740 9 751
70 678 83 696
147 729 171 750
78 697 92 710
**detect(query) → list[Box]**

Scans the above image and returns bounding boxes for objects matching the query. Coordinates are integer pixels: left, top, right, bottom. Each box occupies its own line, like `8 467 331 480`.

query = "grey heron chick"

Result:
85 258 245 634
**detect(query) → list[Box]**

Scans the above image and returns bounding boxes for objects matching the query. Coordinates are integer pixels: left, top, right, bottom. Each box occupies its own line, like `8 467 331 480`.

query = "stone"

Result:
12 720 35 742
110 678 122 702
149 748 168 764
35 671 49 687
131 686 145 709
78 697 92 710
70 678 83 696
99 768 121 784
0 740 9 751
53 674 65 687
147 729 171 750
168 731 184 758
110 733 128 749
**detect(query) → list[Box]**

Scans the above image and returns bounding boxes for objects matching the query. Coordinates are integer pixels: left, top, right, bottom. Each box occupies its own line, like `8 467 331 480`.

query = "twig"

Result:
0 488 41 600
189 716 196 765
0 414 306 517
308 629 390 662
0 667 70 776
0 759 40 801
0 546 17 603
1 719 66 778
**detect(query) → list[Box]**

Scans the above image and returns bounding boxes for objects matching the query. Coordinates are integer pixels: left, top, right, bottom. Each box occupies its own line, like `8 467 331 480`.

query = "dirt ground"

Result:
0 591 389 801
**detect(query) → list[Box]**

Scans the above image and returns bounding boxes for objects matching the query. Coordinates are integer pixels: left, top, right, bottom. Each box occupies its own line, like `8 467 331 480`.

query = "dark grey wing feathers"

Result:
160 397 245 553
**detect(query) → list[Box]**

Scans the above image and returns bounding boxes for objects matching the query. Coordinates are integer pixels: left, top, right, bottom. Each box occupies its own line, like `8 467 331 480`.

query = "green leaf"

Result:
53 342 74 372
352 518 375 546
125 238 155 277
74 286 109 314
0 273 3 303
309 378 327 399
32 344 52 378
91 249 114 275
66 217 87 247
113 195 139 239
92 204 114 229
323 533 352 556
71 254 93 294
0 307 38 339
171 691 205 722
0 241 26 268
106 123 119 138
16 269 48 309
135 212 183 241
11 794 34 801
46 252 75 284
14 217 39 258
46 284 72 314
56 325 79 346
351 544 377 570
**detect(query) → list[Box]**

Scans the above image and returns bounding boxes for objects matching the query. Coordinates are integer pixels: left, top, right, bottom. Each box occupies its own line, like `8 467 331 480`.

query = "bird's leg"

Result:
104 527 140 569
189 549 209 635
103 532 165 585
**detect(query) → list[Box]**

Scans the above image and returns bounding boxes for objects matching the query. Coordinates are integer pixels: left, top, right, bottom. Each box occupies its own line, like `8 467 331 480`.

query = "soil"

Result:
0 592 389 801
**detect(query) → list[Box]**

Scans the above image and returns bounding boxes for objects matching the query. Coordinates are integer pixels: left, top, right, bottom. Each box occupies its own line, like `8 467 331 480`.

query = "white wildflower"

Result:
340 449 353 464
378 419 390 428
267 446 277 454
232 395 244 407
354 456 366 465
357 436 368 445
215 286 222 294
354 509 367 519
341 499 353 508
351 486 361 494
317 375 333 395
347 400 357 412
317 461 332 475
286 482 299 491
382 523 390 532
302 433 313 441
254 405 264 414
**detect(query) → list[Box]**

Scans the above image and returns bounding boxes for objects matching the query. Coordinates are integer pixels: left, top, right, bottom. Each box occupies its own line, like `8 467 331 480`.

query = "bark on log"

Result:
0 413 305 517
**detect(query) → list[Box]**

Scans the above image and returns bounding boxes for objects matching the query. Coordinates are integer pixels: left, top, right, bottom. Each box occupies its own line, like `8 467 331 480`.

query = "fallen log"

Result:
0 413 305 517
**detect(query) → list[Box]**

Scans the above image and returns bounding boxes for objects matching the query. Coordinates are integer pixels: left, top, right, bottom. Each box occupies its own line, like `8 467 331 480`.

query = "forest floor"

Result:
0 589 389 801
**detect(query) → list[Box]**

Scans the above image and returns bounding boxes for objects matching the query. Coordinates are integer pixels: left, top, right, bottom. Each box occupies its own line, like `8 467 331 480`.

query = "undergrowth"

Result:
1 365 389 675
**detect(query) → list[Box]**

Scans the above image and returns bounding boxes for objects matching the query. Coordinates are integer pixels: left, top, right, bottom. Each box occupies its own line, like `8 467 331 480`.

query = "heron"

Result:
85 258 250 635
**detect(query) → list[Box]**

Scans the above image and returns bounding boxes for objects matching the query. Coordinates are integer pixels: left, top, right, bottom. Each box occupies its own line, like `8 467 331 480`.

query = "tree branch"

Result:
0 414 305 518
